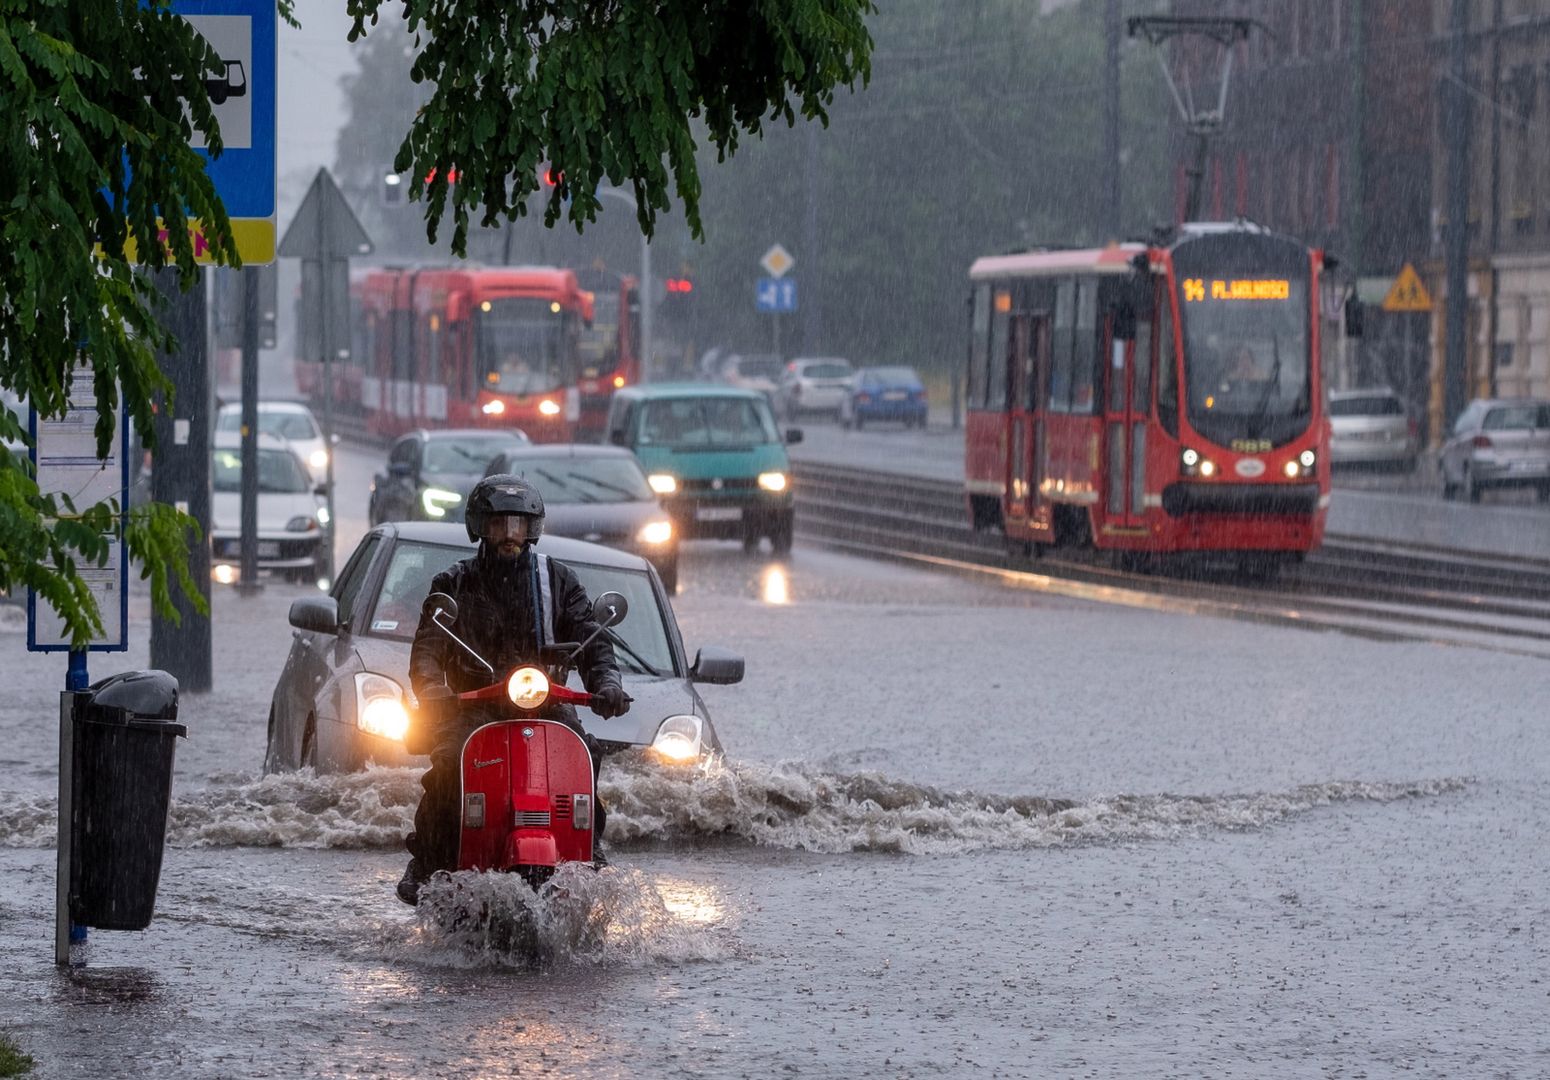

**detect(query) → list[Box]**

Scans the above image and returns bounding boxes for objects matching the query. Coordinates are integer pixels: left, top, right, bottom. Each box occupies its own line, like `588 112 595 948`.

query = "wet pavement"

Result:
1 451 1547 1077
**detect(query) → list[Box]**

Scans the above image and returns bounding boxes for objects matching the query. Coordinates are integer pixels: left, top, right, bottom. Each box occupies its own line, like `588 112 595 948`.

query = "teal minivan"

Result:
605 385 803 553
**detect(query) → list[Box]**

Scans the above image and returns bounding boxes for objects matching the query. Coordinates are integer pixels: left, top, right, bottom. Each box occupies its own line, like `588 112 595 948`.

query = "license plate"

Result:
696 507 742 522
257 541 281 558
882 391 907 401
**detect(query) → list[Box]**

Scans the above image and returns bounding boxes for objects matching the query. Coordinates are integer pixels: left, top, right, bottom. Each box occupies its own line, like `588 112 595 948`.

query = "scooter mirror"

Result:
427 591 459 624
591 591 628 628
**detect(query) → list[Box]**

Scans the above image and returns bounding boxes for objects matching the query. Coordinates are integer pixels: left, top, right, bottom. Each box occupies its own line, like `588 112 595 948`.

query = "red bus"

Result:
964 223 1331 569
572 268 641 440
300 265 596 442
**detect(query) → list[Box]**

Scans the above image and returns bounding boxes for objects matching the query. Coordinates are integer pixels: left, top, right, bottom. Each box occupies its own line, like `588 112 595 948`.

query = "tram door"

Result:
1102 314 1149 527
1005 310 1050 536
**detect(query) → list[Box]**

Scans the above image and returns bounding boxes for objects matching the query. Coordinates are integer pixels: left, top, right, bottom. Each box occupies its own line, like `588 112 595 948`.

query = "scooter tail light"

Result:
464 792 486 829
572 794 593 831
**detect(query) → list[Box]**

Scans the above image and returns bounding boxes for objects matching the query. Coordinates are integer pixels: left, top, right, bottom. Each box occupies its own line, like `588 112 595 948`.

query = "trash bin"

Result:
69 670 186 931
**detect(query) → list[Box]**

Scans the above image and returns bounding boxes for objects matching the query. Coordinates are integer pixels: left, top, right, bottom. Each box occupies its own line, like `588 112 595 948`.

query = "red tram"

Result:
964 223 1331 567
572 268 641 440
301 266 596 442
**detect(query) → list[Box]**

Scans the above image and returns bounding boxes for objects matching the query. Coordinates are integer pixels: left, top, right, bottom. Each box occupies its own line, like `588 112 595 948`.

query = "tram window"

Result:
1156 286 1179 438
968 283 990 409
1048 279 1075 413
1134 313 1154 418
392 311 414 382
987 295 1010 410
1070 279 1098 414
425 314 441 383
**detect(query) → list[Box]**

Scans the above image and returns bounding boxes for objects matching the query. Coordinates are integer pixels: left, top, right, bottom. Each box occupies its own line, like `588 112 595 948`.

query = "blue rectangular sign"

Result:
756 278 797 313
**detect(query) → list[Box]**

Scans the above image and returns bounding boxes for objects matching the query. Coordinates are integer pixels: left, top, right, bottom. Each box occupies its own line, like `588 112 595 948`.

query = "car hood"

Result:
543 500 665 540
348 635 714 753
211 490 318 533
633 442 789 479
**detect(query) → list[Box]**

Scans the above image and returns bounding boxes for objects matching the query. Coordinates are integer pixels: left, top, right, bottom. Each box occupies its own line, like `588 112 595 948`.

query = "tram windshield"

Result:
1174 246 1313 448
477 297 573 396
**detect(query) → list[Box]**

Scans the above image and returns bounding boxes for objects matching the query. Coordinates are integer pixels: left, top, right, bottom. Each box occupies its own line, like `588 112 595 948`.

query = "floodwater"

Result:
1 540 1546 1078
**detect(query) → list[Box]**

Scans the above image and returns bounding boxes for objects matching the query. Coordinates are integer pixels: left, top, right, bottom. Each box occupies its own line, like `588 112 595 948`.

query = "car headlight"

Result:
286 514 319 532
758 471 788 492
212 563 238 585
355 672 409 742
648 473 678 495
507 666 550 709
422 487 462 518
650 714 703 762
638 519 673 545
309 449 329 470
316 505 331 526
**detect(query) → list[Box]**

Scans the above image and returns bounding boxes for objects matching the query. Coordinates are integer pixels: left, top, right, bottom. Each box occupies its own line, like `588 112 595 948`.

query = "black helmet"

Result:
464 473 545 544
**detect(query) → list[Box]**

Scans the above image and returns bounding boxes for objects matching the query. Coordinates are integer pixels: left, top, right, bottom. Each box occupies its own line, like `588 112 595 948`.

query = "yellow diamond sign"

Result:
760 243 795 279
1381 263 1433 313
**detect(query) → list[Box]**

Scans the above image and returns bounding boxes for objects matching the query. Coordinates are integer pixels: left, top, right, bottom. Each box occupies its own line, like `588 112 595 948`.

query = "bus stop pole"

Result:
56 650 88 966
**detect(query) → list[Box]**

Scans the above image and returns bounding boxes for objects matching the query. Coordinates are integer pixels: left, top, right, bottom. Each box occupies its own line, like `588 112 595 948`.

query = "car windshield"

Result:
217 409 319 440
1329 395 1403 418
500 456 654 504
804 362 852 379
365 541 676 675
638 397 780 447
862 367 919 384
211 448 312 493
423 437 523 475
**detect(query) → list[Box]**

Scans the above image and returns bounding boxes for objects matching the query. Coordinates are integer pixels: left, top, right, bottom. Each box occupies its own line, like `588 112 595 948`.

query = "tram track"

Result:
791 460 1550 659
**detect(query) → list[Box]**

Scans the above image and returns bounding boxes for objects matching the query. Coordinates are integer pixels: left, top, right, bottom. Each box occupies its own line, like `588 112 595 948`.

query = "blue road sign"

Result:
756 277 798 313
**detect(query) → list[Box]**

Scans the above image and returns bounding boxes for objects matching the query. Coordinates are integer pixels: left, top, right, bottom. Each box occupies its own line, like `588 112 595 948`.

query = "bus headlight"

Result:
758 471 788 492
648 473 678 495
507 666 550 710
638 519 673 545
538 399 562 417
650 715 703 762
422 487 462 518
355 673 409 741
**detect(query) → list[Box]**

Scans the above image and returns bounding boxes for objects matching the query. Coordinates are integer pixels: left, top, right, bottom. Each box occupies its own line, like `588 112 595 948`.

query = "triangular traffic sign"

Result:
1381 263 1432 313
278 168 374 260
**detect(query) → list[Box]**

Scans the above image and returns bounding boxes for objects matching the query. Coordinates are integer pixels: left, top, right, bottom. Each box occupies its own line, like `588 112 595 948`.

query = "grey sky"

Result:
277 5 360 219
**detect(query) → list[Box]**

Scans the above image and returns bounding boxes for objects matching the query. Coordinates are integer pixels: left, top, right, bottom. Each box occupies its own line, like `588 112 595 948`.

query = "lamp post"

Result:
597 187 652 385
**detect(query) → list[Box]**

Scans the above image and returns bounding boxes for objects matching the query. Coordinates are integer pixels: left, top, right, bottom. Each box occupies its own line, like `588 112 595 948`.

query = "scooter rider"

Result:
398 473 632 905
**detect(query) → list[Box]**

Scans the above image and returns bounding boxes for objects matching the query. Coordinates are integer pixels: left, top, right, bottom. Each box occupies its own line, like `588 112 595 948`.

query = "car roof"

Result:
612 383 768 402
382 521 653 571
413 427 531 441
1328 387 1399 400
216 399 315 414
1469 397 1550 408
791 356 851 366
491 443 637 462
212 431 292 450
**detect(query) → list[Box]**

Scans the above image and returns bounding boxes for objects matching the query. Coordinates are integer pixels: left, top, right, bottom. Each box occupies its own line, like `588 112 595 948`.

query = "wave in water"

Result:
0 756 1469 855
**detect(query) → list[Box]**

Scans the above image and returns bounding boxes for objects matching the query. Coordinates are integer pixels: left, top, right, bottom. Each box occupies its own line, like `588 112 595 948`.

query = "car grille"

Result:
681 477 757 494
515 810 551 828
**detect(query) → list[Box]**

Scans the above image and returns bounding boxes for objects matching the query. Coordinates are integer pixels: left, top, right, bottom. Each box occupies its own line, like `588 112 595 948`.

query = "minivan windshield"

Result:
638 397 780 447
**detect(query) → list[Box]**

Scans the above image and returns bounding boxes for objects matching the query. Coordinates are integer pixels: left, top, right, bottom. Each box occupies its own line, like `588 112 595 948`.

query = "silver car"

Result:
265 525 743 774
1439 397 1550 502
778 357 854 419
1328 388 1418 470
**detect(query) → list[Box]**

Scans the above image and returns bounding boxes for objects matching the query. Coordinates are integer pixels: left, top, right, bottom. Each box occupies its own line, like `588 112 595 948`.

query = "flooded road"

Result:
2 531 1546 1076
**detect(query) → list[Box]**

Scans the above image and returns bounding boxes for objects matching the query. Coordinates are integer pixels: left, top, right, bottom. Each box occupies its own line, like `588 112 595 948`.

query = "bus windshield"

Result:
1175 269 1312 445
477 298 571 395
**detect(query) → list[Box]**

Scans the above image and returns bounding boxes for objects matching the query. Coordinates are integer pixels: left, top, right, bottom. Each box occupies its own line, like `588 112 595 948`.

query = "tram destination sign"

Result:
1182 278 1291 302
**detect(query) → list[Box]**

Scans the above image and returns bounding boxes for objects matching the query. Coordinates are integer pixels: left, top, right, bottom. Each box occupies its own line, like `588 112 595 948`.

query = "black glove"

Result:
417 682 454 705
590 684 632 719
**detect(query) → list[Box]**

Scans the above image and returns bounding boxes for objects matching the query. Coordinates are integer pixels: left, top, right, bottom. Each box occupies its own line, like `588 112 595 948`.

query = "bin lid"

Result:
86 669 179 721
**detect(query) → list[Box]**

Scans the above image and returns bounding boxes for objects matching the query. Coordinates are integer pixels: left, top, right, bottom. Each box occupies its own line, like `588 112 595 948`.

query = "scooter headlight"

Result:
354 672 409 742
507 666 550 710
650 714 703 762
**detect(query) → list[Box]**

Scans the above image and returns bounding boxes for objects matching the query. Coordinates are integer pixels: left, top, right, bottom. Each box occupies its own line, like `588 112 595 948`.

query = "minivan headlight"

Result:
648 473 678 495
758 472 788 492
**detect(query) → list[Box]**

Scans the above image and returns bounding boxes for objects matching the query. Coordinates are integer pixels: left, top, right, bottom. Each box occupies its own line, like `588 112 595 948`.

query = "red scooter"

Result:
417 588 627 891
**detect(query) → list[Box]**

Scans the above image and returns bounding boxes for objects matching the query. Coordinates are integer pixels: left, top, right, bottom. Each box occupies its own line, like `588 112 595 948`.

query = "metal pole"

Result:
640 234 653 385
1104 0 1122 232
803 123 821 352
55 650 88 966
1443 0 1470 432
238 268 261 595
318 193 337 585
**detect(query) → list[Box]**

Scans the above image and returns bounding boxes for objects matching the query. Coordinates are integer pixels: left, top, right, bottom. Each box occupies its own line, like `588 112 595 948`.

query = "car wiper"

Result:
602 626 664 677
563 471 636 499
527 466 597 503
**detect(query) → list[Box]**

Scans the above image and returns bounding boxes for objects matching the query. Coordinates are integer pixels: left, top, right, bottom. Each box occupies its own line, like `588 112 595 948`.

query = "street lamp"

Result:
597 186 652 385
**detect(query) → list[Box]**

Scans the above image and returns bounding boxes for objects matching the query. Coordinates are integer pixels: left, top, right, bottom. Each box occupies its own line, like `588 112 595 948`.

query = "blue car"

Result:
840 366 929 430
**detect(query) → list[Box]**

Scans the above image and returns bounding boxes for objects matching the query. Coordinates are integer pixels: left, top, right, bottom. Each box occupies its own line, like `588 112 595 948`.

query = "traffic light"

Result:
382 170 405 207
665 278 694 294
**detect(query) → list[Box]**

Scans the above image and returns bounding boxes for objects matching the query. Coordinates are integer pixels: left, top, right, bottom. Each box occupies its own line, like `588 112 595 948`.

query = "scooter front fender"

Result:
505 830 558 871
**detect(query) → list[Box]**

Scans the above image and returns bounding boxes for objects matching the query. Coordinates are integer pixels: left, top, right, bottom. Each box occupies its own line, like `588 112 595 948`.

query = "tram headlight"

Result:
481 399 506 416
422 487 463 518
355 673 409 742
1181 448 1216 478
507 666 550 710
650 715 703 762
538 399 562 417
1198 460 1217 478
1299 449 1317 476
1284 460 1301 478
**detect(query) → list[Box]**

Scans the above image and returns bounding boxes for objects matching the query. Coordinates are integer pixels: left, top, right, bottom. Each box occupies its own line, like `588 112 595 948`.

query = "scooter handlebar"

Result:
454 675 592 708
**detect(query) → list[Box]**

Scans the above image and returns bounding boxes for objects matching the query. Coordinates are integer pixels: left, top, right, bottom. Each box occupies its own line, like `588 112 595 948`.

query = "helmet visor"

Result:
481 513 531 543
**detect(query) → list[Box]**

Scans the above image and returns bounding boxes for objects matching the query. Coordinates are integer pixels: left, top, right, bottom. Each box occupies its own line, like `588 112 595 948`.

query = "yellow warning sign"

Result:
1382 263 1433 312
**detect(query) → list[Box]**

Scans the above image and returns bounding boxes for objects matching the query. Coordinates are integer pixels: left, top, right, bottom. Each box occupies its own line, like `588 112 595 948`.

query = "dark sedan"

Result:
839 366 929 429
266 525 744 774
485 444 680 592
367 428 531 525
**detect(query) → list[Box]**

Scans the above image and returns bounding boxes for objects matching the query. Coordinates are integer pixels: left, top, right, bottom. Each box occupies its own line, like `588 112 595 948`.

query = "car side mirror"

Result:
389 461 414 479
690 646 745 685
426 591 458 624
330 433 341 446
785 428 804 445
591 591 628 627
288 596 340 635
313 483 328 497
608 429 629 447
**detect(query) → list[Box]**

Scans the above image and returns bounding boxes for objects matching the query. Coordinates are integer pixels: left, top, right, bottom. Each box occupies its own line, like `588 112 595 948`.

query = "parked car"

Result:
368 428 532 525
840 365 929 430
484 443 680 591
215 400 335 485
720 353 784 403
1439 397 1550 502
265 525 744 774
778 357 854 419
605 385 802 554
210 432 327 583
1327 388 1418 471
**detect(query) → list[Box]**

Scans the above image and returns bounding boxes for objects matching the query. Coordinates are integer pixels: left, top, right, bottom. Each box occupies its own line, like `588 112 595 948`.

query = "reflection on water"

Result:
760 564 790 605
654 876 727 926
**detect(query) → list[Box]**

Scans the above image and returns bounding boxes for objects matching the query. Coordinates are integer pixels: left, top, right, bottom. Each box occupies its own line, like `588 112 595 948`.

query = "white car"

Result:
215 400 333 485
778 357 855 419
210 432 328 583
